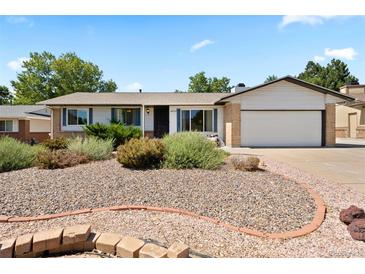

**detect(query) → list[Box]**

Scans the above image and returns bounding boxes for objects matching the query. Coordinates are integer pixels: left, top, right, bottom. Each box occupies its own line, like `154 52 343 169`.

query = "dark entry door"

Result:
154 106 169 138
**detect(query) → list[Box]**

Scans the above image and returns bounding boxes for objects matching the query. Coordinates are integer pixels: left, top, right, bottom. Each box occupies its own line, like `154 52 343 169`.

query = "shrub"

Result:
231 156 260 171
117 138 165 169
0 136 40 172
37 149 89 169
84 122 142 149
68 136 113 161
163 132 227 170
42 137 69 150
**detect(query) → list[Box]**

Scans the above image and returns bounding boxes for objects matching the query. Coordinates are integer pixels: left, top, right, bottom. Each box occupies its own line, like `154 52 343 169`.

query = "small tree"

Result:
0 85 13 105
264 75 278 83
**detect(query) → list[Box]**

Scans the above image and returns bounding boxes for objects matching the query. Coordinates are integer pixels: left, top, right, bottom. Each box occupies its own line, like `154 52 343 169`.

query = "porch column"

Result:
141 104 145 137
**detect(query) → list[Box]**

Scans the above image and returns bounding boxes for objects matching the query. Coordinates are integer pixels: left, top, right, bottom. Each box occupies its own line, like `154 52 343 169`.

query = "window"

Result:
0 120 13 132
360 108 365 126
67 109 87 125
116 108 141 126
180 109 214 132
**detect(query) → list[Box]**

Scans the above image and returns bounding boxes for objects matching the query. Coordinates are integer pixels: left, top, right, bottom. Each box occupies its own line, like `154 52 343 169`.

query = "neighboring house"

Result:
38 76 354 147
336 85 365 139
0 105 51 143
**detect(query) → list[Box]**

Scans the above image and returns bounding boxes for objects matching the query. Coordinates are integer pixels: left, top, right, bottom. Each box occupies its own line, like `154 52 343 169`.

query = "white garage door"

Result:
241 111 322 147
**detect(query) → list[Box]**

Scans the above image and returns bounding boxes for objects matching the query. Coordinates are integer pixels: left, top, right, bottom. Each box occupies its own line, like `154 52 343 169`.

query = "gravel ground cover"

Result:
0 159 316 233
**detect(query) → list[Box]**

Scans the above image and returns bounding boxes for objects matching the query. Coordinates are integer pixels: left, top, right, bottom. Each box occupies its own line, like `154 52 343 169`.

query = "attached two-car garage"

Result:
241 110 323 147
219 76 354 147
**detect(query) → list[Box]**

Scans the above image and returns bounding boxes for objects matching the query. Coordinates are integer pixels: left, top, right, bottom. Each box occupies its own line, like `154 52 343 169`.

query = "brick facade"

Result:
325 103 336 146
51 108 85 139
223 103 241 147
0 120 49 143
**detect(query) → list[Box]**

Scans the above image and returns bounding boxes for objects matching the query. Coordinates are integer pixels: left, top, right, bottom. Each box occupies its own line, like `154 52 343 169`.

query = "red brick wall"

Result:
0 119 50 143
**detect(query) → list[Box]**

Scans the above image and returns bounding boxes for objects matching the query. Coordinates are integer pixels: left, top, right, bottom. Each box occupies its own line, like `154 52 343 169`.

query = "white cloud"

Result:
6 16 34 27
125 82 143 91
313 55 325 63
190 39 215 52
7 57 29 71
324 47 358 60
279 15 338 28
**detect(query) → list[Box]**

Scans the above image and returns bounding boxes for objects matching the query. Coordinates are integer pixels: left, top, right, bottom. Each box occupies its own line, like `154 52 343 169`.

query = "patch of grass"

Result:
163 132 227 170
0 136 41 172
68 136 113 161
117 138 165 169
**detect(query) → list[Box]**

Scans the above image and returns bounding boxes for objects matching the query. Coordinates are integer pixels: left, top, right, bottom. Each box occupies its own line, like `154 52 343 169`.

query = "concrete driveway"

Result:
225 138 365 193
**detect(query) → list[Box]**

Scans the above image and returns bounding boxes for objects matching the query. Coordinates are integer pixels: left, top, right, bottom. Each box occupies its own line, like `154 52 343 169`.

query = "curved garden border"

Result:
0 179 326 239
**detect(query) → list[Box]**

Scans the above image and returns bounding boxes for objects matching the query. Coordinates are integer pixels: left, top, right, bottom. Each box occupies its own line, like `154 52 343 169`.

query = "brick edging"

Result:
0 181 326 239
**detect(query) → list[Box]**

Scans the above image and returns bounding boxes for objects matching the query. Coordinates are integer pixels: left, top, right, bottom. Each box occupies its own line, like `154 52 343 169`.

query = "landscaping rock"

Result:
116 236 145 258
0 238 15 258
167 242 190 258
340 205 365 225
32 228 63 253
63 224 91 245
84 232 101 252
348 219 365 241
139 243 168 258
95 233 122 255
15 234 33 256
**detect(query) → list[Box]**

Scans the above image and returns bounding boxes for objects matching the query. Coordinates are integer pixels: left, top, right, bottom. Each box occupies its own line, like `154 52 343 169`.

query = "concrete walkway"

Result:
225 138 365 194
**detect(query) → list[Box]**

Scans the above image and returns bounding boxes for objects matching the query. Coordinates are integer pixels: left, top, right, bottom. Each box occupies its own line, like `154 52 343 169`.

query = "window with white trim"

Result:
115 108 141 126
0 120 13 132
180 109 213 132
67 109 88 125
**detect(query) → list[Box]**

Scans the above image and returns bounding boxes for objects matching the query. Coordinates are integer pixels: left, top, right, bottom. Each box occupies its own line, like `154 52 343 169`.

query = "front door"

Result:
153 106 169 138
349 113 357 138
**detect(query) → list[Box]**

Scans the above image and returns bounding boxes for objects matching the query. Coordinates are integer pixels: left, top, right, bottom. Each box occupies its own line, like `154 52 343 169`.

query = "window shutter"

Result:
176 108 181 132
111 108 116 123
136 109 141 126
62 108 67 126
89 108 93 124
213 108 218 132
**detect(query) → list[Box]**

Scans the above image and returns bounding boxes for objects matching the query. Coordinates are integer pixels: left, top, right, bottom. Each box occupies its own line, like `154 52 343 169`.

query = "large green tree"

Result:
298 59 359 91
0 85 13 105
264 75 278 83
12 52 117 104
188 72 233 93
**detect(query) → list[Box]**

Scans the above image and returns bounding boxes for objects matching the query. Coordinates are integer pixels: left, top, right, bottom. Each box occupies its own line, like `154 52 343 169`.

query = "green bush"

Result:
42 137 69 150
84 122 142 149
163 132 227 170
117 138 165 169
68 136 113 161
0 136 40 172
37 149 89 169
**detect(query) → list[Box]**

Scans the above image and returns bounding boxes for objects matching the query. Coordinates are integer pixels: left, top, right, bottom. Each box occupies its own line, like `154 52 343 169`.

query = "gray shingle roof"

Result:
37 92 229 106
0 105 50 119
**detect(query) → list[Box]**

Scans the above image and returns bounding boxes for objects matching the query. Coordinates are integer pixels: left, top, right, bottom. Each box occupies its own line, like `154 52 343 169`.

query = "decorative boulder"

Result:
339 205 365 225
347 219 365 241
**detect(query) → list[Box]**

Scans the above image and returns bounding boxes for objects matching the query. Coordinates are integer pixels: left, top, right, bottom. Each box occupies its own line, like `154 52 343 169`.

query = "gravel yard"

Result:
0 158 316 233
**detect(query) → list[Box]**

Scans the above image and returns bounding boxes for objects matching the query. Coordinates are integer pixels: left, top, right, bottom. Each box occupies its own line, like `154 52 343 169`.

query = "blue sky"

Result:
0 15 364 92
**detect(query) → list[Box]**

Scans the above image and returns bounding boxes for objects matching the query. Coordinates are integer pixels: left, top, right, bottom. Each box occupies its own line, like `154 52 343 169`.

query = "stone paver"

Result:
116 236 145 258
84 232 101 252
167 242 190 258
32 228 63 253
95 233 122 255
0 238 16 258
63 224 91 245
139 243 168 258
15 234 33 256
